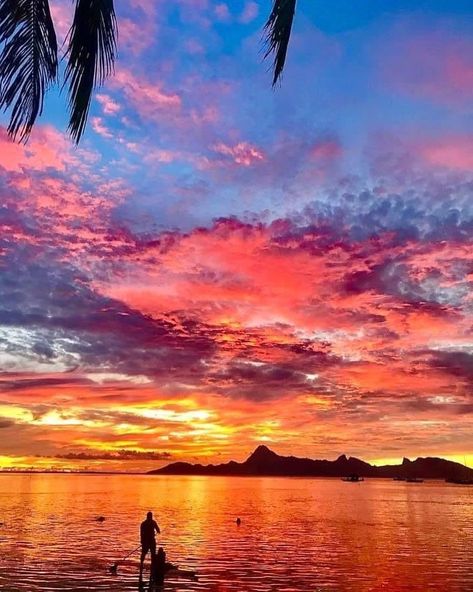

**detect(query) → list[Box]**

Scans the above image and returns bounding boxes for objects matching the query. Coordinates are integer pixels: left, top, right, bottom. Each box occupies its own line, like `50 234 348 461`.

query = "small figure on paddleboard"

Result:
236 517 241 526
150 547 171 585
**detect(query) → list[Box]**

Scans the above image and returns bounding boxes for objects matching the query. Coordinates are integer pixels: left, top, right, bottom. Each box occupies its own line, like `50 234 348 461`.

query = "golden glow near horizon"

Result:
0 382 472 471
0 383 472 471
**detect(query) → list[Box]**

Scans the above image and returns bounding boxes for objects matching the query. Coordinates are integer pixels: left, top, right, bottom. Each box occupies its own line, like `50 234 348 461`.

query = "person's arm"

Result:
154 521 161 535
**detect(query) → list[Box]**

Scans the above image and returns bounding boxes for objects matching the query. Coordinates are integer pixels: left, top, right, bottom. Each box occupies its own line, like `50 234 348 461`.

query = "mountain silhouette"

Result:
246 444 278 463
148 446 473 480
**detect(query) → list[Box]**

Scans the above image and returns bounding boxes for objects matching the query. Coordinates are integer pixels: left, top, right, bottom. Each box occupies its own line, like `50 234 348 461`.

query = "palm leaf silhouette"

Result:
264 0 297 86
1 0 296 143
65 0 117 143
0 0 58 142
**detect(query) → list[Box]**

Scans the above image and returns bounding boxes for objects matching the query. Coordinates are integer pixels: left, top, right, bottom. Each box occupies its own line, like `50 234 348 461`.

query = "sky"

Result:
0 0 472 472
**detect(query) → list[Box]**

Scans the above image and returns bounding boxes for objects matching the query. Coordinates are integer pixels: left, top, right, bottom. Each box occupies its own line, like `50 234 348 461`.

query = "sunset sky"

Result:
0 0 472 471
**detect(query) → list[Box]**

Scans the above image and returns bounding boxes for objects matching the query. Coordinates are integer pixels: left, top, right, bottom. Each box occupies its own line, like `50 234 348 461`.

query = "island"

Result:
148 445 473 481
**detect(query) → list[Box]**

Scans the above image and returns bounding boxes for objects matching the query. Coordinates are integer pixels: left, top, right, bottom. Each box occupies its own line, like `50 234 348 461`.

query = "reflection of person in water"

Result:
139 512 160 582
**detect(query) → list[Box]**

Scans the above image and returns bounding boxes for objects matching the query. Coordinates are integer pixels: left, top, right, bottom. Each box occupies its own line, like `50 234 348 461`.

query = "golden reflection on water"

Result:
0 474 472 591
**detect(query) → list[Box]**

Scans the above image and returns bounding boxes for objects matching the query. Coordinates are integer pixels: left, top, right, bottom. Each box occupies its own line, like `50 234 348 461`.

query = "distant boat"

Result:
393 476 406 481
406 477 424 483
445 478 473 485
342 474 364 482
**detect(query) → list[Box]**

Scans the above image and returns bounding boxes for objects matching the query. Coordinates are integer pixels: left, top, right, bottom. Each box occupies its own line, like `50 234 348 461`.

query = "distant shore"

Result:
0 470 142 475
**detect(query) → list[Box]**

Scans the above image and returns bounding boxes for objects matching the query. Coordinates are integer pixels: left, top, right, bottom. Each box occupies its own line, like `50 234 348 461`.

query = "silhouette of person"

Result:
139 511 160 582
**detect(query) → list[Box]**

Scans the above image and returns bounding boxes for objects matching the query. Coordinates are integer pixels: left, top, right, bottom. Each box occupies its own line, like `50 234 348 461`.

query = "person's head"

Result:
147 511 153 520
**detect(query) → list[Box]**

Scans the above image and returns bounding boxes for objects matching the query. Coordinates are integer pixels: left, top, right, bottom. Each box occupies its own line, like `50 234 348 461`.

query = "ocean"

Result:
0 474 471 591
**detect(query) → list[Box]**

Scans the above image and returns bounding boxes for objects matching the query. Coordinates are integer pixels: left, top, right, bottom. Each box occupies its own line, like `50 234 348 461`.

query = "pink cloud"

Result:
310 139 342 161
215 3 231 23
381 26 473 107
111 69 182 122
0 134 28 173
129 0 156 19
145 149 182 163
212 141 266 166
240 1 259 24
185 39 205 55
116 0 158 56
174 0 211 28
91 117 114 139
96 94 121 116
0 126 97 173
418 136 473 171
49 0 73 45
190 106 219 125
118 16 159 56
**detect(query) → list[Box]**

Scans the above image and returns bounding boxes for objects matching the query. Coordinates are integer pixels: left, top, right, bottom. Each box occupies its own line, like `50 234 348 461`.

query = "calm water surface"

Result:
0 474 472 591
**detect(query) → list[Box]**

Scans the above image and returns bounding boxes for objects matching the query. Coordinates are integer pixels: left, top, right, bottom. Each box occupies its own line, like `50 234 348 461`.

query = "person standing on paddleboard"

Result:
139 511 161 581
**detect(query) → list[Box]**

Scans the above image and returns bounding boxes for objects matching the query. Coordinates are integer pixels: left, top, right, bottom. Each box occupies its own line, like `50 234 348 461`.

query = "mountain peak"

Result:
246 445 279 463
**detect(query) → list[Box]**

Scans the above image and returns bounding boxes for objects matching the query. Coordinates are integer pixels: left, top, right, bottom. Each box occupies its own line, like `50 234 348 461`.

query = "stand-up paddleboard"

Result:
141 566 198 590
141 555 197 590
166 565 197 578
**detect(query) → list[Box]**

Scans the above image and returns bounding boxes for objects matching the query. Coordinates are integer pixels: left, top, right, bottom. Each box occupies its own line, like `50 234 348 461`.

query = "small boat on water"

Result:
445 478 473 485
406 477 424 483
342 474 364 482
393 476 406 481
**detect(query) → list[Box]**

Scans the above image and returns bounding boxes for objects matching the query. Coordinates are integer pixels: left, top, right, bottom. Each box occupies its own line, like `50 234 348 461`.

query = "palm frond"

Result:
65 0 117 143
0 0 58 142
263 0 297 86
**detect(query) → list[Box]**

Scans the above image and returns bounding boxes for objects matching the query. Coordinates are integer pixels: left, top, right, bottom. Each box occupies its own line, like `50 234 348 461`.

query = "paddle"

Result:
110 544 142 574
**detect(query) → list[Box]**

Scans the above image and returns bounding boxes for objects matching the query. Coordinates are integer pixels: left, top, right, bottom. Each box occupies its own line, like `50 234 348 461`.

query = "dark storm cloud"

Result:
206 354 338 402
405 397 473 415
427 351 473 384
0 247 216 383
0 376 91 392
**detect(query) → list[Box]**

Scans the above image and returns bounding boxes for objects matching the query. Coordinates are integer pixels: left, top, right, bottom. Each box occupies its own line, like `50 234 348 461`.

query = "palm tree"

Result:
0 0 295 144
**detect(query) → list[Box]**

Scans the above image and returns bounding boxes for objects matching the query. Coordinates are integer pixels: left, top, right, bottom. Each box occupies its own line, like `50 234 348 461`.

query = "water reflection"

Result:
0 474 472 591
